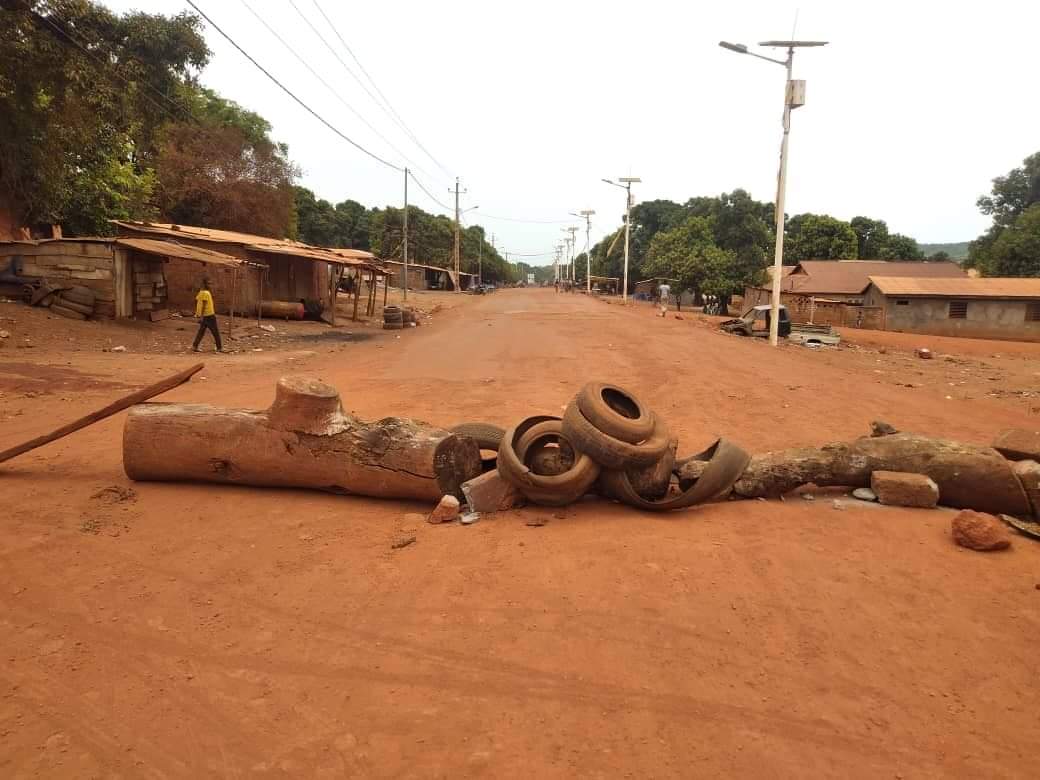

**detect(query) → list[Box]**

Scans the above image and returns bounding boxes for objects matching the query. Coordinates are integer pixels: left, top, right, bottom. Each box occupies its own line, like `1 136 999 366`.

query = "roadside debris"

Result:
870 420 899 437
428 495 461 524
460 511 480 525
915 347 933 359
952 510 1012 551
993 428 1040 461
391 535 416 549
461 469 525 513
111 345 127 353
871 471 940 508
852 487 878 502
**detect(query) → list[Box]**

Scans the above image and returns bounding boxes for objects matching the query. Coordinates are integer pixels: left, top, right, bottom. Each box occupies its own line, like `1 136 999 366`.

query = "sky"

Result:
101 0 1040 265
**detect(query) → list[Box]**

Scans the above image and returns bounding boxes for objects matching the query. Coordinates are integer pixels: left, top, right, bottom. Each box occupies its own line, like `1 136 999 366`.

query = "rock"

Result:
427 495 460 524
951 510 1012 551
460 469 525 513
852 487 878 502
1012 460 1040 518
871 470 939 508
674 314 684 320
391 535 416 549
870 420 899 437
111 345 127 353
801 493 815 501
259 324 276 332
993 429 1040 461
915 348 933 359
0 329 9 338
460 512 480 525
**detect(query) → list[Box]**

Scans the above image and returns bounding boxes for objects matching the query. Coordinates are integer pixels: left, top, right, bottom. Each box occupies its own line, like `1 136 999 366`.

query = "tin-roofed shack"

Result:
864 276 1040 342
112 221 383 316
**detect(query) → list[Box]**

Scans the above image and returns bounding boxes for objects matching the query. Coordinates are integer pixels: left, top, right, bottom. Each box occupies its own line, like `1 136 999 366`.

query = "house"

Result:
864 277 1040 342
112 221 383 315
383 260 477 291
0 237 242 318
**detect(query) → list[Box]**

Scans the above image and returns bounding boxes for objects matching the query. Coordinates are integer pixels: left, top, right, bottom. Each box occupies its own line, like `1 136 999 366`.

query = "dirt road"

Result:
2 289 1039 777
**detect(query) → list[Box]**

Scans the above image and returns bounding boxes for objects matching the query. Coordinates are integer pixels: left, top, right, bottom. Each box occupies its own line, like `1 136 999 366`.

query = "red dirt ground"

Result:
2 289 1039 777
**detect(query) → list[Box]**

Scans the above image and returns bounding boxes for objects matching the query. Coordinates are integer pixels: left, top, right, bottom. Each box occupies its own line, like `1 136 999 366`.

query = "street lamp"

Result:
719 38 827 345
602 177 640 302
570 209 596 294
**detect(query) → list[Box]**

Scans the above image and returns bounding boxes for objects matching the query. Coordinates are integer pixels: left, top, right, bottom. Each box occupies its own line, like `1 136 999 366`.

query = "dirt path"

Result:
2 289 1039 777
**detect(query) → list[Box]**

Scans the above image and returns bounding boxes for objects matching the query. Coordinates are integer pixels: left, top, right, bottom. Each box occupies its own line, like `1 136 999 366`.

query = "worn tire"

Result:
55 297 93 316
576 382 655 444
599 438 751 512
498 416 600 506
561 401 671 470
50 303 87 320
449 422 505 452
60 286 96 307
383 321 403 330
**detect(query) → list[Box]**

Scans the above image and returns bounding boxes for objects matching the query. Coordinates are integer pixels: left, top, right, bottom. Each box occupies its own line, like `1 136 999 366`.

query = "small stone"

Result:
427 495 460 524
853 487 878 502
111 345 127 353
674 314 684 320
391 535 416 549
951 510 1012 551
993 429 1040 461
915 347 933 359
0 329 9 338
460 469 526 513
801 493 815 501
1012 460 1040 517
871 471 939 508
870 420 899 437
460 512 480 525
832 499 846 511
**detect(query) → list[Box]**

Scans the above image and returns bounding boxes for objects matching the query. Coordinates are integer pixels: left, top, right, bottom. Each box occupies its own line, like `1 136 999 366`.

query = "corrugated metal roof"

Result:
869 276 1040 298
781 260 966 295
116 238 242 268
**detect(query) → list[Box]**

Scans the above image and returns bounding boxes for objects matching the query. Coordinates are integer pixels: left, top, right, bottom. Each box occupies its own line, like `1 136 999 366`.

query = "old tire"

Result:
449 422 505 452
576 382 654 444
561 401 671 470
600 438 751 512
383 321 403 330
498 416 600 506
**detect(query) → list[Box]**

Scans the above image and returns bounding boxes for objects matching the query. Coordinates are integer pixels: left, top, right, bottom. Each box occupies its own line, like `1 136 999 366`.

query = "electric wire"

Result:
185 0 403 171
310 0 453 180
237 0 436 182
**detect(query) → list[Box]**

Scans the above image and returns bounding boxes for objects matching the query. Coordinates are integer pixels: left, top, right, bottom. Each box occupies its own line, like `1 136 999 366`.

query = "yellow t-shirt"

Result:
195 289 215 317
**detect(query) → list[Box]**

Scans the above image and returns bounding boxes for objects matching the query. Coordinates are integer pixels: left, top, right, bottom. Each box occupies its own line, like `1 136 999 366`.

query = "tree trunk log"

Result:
731 433 1029 516
123 376 481 501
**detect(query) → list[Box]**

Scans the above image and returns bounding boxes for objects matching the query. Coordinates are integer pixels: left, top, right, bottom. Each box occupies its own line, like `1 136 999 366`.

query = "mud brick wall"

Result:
163 256 259 316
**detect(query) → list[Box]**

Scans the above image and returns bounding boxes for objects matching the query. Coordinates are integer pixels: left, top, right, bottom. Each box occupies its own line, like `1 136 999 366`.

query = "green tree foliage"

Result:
969 152 1040 274
783 213 858 262
878 233 924 260
980 204 1040 277
929 250 951 261
0 0 208 231
850 216 889 259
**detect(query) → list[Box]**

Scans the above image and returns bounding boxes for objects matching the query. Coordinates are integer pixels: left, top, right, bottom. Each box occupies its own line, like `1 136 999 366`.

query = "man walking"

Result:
657 281 671 317
192 277 224 353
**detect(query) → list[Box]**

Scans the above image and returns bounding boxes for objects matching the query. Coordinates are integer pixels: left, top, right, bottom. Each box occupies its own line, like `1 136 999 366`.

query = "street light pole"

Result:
572 210 595 294
602 177 640 303
719 38 827 345
403 168 409 302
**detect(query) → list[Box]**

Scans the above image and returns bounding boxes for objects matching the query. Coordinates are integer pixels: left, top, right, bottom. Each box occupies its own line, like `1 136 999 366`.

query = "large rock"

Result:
871 470 939 508
951 510 1012 551
460 469 525 513
994 429 1040 461
427 495 460 524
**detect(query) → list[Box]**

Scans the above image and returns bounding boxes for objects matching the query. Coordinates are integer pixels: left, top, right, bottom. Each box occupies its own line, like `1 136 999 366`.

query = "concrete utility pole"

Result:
450 177 467 293
603 177 640 302
570 210 596 294
719 38 827 345
403 168 409 302
566 226 579 282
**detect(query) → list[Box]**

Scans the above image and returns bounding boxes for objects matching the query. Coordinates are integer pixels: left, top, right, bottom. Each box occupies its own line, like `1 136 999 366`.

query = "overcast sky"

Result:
102 0 1040 264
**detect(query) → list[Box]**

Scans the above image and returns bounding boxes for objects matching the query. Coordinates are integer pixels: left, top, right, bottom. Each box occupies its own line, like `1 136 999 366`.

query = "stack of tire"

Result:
466 381 751 511
383 305 403 330
50 285 96 320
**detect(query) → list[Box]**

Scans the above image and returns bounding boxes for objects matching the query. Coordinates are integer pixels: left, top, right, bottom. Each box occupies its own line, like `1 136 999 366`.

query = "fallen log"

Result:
123 376 482 502
730 432 1030 516
0 363 204 466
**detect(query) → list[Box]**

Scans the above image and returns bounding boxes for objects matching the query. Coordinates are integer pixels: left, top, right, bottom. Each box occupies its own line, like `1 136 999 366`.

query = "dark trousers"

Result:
193 315 222 350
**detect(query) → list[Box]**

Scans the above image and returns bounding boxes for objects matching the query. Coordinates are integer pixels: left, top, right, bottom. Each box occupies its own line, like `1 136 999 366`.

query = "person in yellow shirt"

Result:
192 278 224 352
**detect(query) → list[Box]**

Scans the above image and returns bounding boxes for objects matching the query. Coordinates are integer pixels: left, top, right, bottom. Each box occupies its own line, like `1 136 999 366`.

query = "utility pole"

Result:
603 177 640 303
719 38 827 345
478 235 482 286
403 168 409 302
566 226 579 283
450 177 466 293
571 210 596 294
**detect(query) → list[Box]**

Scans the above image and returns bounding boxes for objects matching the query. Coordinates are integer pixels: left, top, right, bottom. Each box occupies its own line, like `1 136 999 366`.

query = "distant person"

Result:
657 282 671 316
192 277 224 353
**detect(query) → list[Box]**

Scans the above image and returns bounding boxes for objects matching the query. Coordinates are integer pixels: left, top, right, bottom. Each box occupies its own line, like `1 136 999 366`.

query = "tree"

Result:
969 152 1040 272
0 1 208 233
784 214 858 262
929 250 951 261
850 216 890 259
979 204 1040 277
878 233 924 260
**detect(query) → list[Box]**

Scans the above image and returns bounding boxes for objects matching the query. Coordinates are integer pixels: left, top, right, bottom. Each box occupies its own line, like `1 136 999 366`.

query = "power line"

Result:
309 0 453 181
185 0 403 171
237 0 435 181
473 211 574 225
407 170 453 213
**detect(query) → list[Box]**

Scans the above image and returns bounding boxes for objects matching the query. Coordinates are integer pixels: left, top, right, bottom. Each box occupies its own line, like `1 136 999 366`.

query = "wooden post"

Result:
0 364 204 465
352 269 361 321
367 270 377 316
229 267 237 340
257 266 264 327
329 266 339 326
123 376 482 501
383 272 388 307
